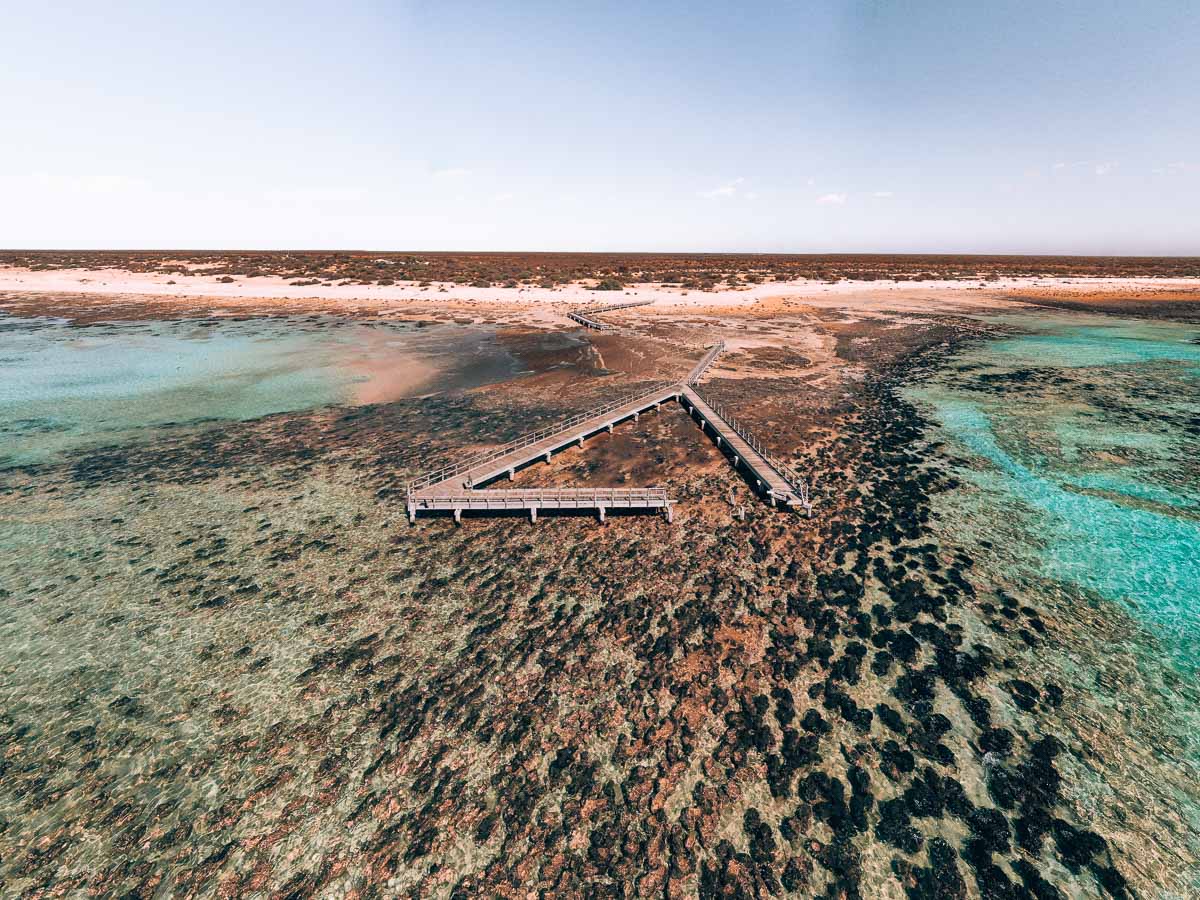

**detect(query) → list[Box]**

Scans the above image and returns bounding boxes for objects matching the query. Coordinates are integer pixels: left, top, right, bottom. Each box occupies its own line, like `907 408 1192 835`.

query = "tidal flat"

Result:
2 288 1199 898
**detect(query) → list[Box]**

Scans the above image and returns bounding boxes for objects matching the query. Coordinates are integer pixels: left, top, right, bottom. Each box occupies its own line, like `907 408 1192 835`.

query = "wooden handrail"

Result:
405 381 678 493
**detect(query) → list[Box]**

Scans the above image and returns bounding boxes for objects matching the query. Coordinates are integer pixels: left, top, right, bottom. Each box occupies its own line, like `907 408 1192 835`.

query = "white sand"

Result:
2 265 1198 314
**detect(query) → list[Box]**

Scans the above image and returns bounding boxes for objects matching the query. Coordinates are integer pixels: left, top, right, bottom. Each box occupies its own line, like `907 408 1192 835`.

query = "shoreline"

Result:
3 266 1200 328
2 265 1200 309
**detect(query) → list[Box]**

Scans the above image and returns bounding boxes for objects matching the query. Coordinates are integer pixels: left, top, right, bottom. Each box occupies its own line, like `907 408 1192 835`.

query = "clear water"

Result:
986 322 1200 371
910 315 1200 669
0 315 521 467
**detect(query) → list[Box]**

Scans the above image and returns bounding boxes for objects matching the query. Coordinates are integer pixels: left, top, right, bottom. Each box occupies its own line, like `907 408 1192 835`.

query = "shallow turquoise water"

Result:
911 316 1200 669
0 316 526 468
984 319 1200 371
932 398 1200 664
0 317 377 467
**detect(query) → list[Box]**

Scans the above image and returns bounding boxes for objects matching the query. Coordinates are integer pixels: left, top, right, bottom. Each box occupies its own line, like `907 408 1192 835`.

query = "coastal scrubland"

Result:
4 250 1200 291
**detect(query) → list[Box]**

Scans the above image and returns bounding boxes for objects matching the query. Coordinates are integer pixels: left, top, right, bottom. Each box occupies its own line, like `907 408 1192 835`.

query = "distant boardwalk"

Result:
406 305 809 523
566 300 654 330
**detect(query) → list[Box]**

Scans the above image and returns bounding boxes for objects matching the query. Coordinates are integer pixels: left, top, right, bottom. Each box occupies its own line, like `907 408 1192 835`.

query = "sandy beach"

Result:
4 263 1200 322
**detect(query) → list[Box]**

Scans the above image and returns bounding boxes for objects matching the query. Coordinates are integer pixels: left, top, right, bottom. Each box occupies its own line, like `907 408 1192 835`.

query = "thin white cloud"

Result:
1152 161 1189 175
699 177 745 199
1051 160 1119 176
431 167 472 180
27 172 150 194
816 192 847 206
872 191 894 198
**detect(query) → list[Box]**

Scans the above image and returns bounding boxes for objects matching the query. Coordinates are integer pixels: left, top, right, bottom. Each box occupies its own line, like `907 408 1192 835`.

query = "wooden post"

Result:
598 506 606 524
529 507 537 523
453 508 462 524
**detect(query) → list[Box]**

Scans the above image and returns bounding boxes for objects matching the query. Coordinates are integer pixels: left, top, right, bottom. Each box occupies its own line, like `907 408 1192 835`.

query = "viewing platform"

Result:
407 487 673 523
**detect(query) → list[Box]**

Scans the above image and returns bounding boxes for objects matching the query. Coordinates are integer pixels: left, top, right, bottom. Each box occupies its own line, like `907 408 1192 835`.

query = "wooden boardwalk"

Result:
679 386 801 507
567 300 654 330
406 381 681 522
406 330 809 523
686 340 725 384
407 487 673 524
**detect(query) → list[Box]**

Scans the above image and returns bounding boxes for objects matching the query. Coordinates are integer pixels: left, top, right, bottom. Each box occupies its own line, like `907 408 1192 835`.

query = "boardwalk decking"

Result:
566 300 654 330
405 321 809 523
407 487 673 523
686 340 725 384
679 386 801 507
406 381 679 494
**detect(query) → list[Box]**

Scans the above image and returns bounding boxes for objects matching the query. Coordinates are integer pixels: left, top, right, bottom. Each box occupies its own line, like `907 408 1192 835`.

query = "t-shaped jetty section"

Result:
405 351 808 523
405 307 810 523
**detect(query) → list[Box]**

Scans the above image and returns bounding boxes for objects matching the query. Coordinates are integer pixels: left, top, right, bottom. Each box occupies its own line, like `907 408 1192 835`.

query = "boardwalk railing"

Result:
567 300 654 330
405 380 678 494
687 341 725 384
690 384 804 494
403 337 812 523
410 487 670 507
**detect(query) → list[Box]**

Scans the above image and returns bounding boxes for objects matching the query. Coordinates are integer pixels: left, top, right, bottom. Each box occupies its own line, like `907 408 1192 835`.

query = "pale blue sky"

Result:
3 1 1197 253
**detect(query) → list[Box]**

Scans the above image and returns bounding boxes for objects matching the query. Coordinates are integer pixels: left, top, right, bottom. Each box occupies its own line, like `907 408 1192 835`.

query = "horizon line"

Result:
3 248 1199 260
